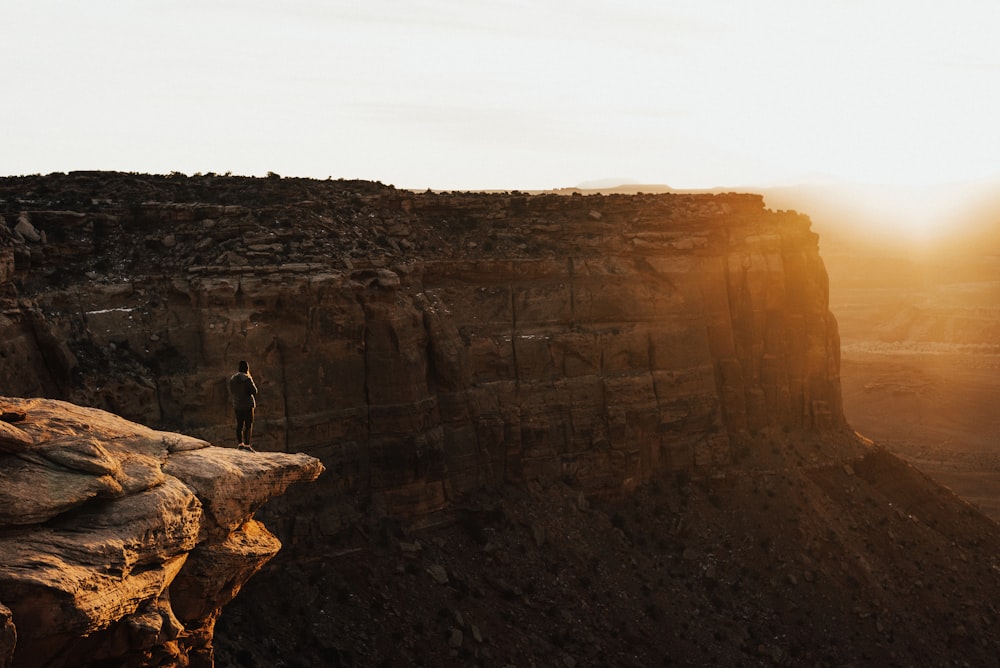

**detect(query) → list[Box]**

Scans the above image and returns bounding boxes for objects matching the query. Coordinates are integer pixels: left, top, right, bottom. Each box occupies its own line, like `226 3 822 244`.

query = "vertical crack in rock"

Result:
507 279 519 484
567 255 577 327
508 279 519 393
263 335 289 451
354 290 374 497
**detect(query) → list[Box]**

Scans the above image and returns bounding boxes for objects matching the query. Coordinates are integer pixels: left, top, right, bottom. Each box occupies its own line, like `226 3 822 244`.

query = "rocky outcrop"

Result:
0 172 843 529
0 396 323 668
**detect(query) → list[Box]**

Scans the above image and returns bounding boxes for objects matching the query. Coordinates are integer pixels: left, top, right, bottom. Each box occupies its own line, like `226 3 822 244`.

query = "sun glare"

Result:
839 183 979 245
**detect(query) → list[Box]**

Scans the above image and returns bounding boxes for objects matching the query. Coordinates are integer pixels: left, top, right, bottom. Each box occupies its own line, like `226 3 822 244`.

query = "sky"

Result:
5 0 1000 192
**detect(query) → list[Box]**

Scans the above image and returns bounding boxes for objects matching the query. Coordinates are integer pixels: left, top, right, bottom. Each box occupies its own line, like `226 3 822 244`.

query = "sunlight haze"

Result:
5 0 1000 197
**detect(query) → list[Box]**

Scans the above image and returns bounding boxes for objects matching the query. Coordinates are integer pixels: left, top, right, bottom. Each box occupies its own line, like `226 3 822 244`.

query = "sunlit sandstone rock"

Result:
0 396 323 668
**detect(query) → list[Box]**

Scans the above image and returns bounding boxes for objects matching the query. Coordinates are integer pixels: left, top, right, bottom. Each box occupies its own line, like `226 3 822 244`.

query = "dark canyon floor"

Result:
216 434 1000 667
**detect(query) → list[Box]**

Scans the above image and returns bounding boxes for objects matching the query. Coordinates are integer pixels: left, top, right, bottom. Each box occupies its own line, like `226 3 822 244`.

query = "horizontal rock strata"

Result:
0 173 843 524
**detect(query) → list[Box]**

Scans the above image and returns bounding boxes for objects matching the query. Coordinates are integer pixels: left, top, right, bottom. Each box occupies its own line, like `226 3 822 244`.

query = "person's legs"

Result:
235 409 252 445
242 408 254 446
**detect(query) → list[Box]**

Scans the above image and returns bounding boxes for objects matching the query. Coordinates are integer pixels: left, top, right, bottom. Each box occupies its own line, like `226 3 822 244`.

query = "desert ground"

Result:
825 233 1000 520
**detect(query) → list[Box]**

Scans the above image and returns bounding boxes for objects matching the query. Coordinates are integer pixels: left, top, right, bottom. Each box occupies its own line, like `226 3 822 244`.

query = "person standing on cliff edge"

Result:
229 360 258 452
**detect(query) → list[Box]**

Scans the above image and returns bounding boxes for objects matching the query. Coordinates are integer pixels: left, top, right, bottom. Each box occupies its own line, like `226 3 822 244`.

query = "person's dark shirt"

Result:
229 372 258 410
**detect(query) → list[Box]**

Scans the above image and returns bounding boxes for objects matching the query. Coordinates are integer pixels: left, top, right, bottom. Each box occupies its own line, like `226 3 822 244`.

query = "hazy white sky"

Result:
5 0 1000 190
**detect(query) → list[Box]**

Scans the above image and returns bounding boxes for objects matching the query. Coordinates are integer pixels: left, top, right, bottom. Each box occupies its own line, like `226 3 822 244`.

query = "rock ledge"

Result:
0 396 324 668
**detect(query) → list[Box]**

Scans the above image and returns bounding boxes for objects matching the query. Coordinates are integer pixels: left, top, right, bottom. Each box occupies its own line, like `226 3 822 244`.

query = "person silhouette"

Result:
228 360 258 451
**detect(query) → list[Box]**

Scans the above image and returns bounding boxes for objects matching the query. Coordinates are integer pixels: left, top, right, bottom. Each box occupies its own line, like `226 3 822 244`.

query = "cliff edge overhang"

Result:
0 396 324 667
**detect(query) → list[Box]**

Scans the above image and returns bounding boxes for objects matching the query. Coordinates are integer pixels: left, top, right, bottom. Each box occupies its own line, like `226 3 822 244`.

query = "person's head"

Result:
238 360 249 373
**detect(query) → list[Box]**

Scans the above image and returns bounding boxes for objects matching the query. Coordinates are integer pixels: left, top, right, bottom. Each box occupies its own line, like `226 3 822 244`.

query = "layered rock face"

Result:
0 173 843 526
0 396 323 667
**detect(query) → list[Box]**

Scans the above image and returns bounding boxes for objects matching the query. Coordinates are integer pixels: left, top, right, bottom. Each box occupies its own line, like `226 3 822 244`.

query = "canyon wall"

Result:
0 173 844 530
